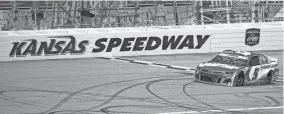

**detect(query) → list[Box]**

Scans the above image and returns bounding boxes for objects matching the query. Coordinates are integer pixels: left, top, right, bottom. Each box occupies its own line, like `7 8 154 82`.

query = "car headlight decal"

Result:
225 72 234 75
195 67 201 74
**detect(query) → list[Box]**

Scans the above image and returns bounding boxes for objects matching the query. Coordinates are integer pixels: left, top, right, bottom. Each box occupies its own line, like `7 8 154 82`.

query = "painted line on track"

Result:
158 106 284 114
100 57 196 72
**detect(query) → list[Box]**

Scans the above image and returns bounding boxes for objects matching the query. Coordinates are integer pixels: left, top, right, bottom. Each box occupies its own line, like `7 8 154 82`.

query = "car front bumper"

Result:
194 73 235 86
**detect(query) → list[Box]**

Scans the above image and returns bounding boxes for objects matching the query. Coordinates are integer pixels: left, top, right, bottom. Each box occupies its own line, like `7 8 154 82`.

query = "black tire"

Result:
236 75 245 86
266 71 273 84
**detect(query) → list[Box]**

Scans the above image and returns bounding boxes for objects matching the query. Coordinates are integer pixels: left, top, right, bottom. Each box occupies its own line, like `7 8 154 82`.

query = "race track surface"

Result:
0 50 283 114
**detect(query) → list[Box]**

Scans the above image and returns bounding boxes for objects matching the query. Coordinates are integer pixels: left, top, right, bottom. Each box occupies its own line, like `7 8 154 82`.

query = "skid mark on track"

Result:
97 94 173 106
100 105 175 114
45 76 193 114
46 77 194 114
159 106 284 114
96 78 198 114
85 78 176 111
145 79 208 112
0 90 70 109
241 93 270 107
265 96 281 107
182 82 244 114
182 82 218 109
48 79 153 114
234 92 283 108
47 110 102 114
1 76 282 114
0 75 183 114
1 60 282 114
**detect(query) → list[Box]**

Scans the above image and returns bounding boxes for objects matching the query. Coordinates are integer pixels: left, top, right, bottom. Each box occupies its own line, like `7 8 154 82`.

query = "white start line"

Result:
158 106 284 114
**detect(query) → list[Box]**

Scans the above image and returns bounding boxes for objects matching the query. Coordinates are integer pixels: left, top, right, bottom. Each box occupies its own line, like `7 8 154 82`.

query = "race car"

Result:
194 50 279 86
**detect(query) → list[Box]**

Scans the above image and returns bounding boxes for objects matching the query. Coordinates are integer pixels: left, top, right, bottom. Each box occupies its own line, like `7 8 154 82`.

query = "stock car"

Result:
194 50 279 86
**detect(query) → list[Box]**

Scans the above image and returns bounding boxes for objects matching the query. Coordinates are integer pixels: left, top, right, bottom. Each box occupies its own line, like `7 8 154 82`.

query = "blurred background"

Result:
0 0 283 30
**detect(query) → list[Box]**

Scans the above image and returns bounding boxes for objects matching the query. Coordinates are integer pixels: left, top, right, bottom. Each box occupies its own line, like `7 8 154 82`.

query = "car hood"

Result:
198 62 241 72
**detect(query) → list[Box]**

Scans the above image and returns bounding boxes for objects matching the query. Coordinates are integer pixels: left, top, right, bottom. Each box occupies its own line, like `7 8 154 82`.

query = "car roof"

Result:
221 50 263 57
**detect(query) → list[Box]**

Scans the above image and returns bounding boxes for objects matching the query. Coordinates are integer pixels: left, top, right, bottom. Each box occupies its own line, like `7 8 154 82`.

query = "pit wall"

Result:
0 22 283 62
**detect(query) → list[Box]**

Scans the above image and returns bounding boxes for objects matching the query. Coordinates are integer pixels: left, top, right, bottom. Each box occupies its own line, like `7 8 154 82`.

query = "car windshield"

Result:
210 54 248 67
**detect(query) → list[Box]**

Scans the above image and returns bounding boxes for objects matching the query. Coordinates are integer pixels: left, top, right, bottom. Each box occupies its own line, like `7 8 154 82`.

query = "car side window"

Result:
249 56 260 66
259 56 269 65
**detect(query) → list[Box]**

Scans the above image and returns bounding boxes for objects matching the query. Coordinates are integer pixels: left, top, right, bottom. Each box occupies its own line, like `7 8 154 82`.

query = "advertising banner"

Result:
2 29 211 61
0 22 282 61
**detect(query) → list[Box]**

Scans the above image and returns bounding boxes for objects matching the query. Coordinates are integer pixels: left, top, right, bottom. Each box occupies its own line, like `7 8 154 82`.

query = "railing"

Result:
0 1 283 31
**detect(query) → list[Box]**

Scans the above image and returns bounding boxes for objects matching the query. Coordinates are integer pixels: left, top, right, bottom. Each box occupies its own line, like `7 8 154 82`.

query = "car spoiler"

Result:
267 56 278 63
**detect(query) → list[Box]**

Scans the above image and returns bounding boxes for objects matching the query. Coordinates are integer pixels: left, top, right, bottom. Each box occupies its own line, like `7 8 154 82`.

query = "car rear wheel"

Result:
266 71 273 84
236 75 244 86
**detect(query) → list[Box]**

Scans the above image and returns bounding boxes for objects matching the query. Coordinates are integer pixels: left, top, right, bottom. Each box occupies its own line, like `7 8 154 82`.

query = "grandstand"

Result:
0 0 283 30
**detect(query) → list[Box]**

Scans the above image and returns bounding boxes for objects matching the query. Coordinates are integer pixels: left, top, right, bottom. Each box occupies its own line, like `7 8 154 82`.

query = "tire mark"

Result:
0 89 169 109
265 96 281 106
182 82 243 114
244 93 270 107
0 90 105 114
182 82 217 109
84 92 176 107
84 78 174 111
48 110 101 114
101 105 174 114
92 93 174 106
146 78 209 112
189 90 281 96
41 75 185 114
0 89 118 109
0 90 69 109
236 92 271 107
48 78 187 114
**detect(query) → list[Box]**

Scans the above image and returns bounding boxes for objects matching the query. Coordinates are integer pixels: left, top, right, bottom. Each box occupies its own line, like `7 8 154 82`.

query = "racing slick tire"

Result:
236 74 245 86
265 71 273 84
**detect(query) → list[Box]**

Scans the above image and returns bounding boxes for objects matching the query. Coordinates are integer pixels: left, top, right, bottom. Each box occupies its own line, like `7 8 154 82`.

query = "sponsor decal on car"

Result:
245 28 260 46
260 64 278 69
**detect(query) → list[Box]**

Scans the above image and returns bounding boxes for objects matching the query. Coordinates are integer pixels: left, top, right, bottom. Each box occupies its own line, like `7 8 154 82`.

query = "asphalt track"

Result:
0 50 282 114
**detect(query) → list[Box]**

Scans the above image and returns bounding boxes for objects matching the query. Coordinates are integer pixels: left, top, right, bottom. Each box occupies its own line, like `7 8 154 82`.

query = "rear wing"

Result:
267 56 278 63
222 50 252 56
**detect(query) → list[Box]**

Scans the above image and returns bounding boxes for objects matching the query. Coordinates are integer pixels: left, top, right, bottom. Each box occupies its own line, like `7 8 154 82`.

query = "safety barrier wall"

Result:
209 23 283 52
0 22 283 61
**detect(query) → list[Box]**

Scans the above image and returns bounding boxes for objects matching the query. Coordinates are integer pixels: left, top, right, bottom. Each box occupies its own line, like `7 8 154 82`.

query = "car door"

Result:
248 56 261 81
258 55 271 78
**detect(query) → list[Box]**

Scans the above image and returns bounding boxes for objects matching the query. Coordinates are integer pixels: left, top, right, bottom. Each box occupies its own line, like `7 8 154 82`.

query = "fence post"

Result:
200 1 204 25
134 1 139 27
226 0 230 24
11 1 18 30
81 1 84 25
173 0 179 25
51 1 55 29
251 1 255 23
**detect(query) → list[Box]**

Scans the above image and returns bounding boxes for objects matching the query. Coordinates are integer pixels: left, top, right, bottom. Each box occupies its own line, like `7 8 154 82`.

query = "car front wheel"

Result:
236 75 244 86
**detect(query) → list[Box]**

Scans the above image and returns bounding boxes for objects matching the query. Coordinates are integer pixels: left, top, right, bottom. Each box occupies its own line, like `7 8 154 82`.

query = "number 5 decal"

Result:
252 68 259 80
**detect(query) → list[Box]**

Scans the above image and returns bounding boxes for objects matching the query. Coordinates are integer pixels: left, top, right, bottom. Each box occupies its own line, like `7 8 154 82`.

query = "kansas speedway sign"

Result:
92 35 210 52
9 34 210 57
